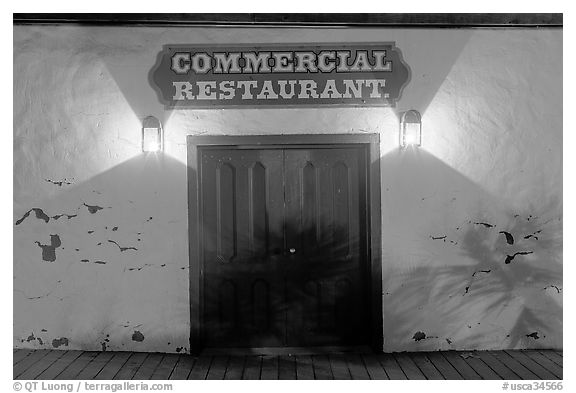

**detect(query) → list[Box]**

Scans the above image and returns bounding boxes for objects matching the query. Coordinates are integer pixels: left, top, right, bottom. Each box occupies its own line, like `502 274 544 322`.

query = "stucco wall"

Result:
13 25 562 353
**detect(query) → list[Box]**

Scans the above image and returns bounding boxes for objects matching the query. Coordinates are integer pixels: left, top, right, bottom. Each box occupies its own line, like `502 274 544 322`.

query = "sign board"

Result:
149 43 411 108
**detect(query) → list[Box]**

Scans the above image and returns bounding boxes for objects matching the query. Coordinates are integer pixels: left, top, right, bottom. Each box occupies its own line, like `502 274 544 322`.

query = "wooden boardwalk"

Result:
13 349 562 380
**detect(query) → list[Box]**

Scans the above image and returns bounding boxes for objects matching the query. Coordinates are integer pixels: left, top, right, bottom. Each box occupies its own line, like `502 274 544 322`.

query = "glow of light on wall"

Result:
419 96 464 169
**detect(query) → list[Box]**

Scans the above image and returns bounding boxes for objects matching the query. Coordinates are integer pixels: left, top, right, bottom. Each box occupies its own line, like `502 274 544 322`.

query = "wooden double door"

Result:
200 145 370 348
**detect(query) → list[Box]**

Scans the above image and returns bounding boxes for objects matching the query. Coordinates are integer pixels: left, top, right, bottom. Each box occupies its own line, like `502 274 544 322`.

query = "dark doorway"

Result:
188 135 382 353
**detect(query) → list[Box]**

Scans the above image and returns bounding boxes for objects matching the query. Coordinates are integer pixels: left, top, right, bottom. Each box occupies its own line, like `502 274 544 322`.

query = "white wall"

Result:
13 25 562 353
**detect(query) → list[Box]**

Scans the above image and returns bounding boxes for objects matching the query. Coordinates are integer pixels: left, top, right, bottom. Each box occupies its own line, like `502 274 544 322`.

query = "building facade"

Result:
13 15 562 354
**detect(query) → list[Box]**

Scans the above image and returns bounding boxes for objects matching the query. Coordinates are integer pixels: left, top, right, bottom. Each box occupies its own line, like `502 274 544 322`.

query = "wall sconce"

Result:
142 116 163 152
400 110 422 148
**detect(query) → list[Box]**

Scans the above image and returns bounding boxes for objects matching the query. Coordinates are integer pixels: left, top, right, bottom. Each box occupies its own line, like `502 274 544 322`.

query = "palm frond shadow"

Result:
384 201 562 350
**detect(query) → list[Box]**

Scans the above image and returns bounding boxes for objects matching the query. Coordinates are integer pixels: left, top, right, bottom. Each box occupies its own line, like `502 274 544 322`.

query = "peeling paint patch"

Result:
413 331 426 341
35 234 62 262
83 203 104 214
499 231 514 245
526 332 540 339
125 263 163 272
51 214 77 220
505 251 534 264
473 222 494 228
108 240 137 252
544 285 562 293
112 226 118 231
430 235 447 241
15 208 50 225
524 230 542 240
52 337 69 348
472 270 491 276
24 333 44 346
80 258 106 264
45 178 72 186
446 338 452 345
132 331 145 342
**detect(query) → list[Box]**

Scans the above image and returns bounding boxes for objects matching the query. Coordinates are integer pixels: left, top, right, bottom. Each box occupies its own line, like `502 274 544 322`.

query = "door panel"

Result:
284 148 368 346
215 163 236 263
201 149 285 347
201 146 369 348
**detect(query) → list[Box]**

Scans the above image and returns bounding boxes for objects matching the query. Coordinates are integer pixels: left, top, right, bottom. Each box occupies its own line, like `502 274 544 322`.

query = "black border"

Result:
14 13 562 27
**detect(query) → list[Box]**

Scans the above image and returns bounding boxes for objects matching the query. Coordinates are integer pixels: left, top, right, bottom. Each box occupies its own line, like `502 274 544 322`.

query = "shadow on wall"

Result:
14 153 191 353
392 30 473 116
14 147 562 353
379 148 562 351
15 149 371 352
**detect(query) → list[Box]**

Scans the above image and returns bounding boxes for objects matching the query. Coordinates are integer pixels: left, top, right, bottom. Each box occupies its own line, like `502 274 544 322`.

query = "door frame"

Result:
187 133 382 353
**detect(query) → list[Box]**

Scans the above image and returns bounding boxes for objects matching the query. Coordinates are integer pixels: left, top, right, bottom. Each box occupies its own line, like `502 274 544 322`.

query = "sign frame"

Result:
149 41 412 109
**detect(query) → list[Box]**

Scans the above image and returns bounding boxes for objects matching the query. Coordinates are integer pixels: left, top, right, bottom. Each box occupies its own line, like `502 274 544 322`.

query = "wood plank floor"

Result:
13 349 562 380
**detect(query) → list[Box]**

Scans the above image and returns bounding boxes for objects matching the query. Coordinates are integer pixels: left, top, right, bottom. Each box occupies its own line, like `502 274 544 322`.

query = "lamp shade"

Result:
400 110 422 148
142 116 163 152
